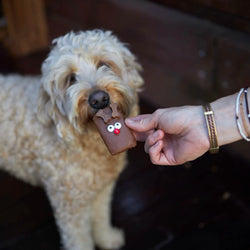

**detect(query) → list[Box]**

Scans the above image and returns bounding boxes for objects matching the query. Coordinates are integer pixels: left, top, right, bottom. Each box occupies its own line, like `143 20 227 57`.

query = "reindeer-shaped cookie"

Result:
93 103 136 155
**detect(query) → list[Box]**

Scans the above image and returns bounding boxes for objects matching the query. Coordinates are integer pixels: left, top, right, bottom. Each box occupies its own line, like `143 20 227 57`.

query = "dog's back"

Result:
0 74 47 185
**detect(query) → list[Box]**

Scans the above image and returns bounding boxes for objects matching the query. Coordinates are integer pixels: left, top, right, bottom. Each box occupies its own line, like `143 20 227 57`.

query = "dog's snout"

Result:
88 90 110 109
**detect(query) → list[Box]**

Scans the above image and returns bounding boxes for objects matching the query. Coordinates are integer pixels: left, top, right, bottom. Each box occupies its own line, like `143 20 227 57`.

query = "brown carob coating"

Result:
93 103 137 155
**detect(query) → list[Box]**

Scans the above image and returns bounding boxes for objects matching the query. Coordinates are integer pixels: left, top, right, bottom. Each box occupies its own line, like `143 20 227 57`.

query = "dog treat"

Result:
93 103 136 155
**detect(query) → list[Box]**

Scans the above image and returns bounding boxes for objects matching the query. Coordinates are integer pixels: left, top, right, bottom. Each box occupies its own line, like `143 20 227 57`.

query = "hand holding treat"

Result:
93 103 137 155
125 106 211 165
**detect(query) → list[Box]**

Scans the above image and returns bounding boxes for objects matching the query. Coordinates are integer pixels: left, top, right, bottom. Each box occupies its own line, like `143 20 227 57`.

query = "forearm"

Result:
210 91 250 146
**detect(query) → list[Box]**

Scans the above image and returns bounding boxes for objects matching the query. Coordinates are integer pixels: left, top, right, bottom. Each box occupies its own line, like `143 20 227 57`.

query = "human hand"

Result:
125 106 210 165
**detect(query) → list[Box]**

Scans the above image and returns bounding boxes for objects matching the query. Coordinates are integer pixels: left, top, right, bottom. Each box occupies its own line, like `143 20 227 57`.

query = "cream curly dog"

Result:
0 30 143 250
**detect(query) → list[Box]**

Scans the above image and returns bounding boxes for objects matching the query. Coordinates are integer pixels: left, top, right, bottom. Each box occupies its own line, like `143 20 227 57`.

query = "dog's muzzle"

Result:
88 90 110 110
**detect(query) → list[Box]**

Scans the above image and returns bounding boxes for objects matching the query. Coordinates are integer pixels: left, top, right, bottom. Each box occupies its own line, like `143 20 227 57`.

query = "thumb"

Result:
125 114 157 132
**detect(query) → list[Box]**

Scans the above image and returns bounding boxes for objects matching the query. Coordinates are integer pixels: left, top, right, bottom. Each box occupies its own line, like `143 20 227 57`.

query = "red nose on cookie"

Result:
114 128 120 135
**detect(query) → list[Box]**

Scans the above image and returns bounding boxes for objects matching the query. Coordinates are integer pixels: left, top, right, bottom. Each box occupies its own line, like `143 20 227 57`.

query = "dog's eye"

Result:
97 61 110 69
67 73 77 86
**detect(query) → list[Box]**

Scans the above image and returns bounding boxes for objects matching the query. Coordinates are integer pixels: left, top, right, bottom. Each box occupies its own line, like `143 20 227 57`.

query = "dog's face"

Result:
38 30 143 134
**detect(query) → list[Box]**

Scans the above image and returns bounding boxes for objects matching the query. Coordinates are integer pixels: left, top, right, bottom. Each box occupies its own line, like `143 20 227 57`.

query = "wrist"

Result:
186 105 210 152
210 93 241 146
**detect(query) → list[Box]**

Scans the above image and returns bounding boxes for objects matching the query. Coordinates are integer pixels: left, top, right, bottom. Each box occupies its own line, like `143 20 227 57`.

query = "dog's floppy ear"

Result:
37 85 53 126
122 47 144 92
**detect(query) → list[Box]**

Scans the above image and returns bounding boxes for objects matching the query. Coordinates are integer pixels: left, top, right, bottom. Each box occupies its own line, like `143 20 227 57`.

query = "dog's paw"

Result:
95 227 125 250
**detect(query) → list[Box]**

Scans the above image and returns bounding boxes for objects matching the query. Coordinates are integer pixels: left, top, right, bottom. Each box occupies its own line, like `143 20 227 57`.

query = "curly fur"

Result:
0 30 143 250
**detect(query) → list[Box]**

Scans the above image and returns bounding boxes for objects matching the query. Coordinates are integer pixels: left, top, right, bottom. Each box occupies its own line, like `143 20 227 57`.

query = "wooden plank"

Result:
2 0 49 57
151 0 250 33
0 183 55 248
153 0 250 18
216 37 250 96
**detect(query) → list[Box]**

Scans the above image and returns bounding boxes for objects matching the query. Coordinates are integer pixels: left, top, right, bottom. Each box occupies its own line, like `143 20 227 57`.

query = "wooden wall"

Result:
152 0 250 33
45 0 250 106
1 0 48 57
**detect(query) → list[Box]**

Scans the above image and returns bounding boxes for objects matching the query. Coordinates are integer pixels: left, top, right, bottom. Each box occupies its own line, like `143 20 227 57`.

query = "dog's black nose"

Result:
88 90 110 109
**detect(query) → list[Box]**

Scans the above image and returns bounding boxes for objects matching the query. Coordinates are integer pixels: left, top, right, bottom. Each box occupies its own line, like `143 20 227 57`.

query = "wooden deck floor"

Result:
0 138 250 250
0 41 250 250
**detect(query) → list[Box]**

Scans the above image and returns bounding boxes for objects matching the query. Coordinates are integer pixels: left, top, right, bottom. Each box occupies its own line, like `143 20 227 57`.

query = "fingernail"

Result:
125 118 136 125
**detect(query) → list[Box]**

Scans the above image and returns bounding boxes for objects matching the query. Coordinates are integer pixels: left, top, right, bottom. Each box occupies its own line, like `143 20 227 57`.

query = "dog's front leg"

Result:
92 181 125 250
46 187 94 250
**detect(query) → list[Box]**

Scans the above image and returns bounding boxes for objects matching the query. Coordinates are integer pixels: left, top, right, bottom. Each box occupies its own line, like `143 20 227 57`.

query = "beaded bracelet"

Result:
235 88 250 142
202 103 219 154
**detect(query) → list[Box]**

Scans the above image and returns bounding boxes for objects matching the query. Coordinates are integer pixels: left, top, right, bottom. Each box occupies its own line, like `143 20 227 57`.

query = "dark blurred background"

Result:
0 0 249 249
